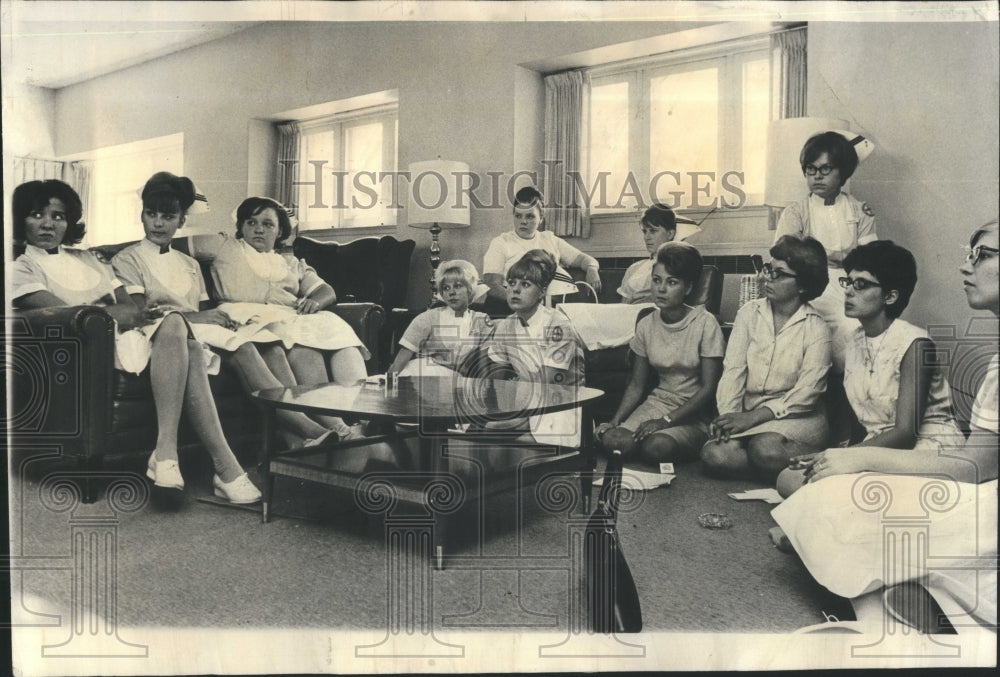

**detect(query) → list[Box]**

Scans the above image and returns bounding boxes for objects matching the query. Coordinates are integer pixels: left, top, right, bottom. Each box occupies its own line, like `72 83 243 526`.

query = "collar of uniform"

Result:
24 243 62 260
140 237 171 255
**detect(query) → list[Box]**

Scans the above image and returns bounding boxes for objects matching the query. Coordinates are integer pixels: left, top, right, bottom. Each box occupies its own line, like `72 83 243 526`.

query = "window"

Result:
65 134 183 245
292 104 398 230
587 38 772 212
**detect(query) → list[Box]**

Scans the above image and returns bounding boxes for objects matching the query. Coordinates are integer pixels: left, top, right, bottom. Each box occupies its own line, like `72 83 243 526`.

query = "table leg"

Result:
579 403 597 515
423 425 448 570
259 406 276 524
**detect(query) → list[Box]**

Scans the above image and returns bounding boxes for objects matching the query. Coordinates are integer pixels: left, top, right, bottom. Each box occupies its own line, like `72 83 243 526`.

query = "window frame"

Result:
293 103 399 232
585 35 772 215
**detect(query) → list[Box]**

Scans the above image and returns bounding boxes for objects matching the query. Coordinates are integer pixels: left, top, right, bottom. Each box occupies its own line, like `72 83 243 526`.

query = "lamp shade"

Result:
763 117 849 208
407 160 471 229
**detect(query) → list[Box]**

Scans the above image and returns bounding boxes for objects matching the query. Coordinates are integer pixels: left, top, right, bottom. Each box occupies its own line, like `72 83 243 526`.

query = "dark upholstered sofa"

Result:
7 235 412 500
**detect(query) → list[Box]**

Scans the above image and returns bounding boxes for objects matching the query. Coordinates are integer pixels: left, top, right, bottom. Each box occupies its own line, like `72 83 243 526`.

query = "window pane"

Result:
649 67 718 209
589 80 630 211
299 130 336 228
343 121 384 227
741 57 770 200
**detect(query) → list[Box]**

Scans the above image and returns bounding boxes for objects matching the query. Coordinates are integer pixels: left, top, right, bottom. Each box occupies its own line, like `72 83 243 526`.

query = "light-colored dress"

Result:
771 354 998 630
192 234 369 358
716 298 831 446
776 191 878 370
112 238 282 352
482 230 587 297
617 258 656 305
12 244 168 374
843 319 964 449
621 306 726 449
397 306 494 378
487 305 585 447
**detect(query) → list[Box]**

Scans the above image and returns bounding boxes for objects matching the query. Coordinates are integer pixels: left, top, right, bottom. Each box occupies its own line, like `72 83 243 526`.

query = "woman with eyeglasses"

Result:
775 131 877 370
770 223 998 634
701 235 832 480
776 239 965 497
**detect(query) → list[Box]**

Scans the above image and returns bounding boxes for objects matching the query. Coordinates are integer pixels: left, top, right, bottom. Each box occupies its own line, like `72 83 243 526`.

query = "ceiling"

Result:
5 20 260 89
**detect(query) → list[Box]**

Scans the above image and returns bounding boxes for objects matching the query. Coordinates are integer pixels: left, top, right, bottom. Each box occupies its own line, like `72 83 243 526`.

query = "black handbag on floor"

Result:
584 449 643 633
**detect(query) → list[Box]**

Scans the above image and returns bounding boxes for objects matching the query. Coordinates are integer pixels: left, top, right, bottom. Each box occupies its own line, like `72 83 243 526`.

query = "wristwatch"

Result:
662 414 673 426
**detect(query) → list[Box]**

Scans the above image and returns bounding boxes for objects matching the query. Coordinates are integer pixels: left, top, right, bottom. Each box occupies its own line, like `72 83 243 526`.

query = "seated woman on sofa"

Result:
482 186 601 315
776 240 966 497
11 179 261 504
771 221 998 634
617 203 700 304
190 196 370 440
112 172 338 447
483 250 586 447
596 242 725 464
701 235 832 480
387 259 494 378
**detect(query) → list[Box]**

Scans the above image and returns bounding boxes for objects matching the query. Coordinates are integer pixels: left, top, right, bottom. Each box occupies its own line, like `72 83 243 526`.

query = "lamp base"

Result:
428 222 442 308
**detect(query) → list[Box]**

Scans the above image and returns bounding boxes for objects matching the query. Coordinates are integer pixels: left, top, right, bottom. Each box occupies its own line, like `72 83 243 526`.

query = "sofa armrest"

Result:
331 302 386 373
9 306 116 460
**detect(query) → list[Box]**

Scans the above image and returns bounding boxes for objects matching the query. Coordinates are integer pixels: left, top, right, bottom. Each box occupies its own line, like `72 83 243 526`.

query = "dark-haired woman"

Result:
701 235 832 479
11 179 261 504
597 242 725 464
771 223 998 633
112 174 338 448
777 240 965 496
775 131 878 370
482 186 601 313
617 203 700 304
190 196 369 439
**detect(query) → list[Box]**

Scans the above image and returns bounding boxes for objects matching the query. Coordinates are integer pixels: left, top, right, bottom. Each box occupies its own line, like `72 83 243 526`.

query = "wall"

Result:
2 84 57 229
53 21 689 308
808 21 1000 338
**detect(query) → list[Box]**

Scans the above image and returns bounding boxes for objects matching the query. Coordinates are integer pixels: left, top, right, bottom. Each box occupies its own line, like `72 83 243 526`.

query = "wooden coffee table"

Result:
250 375 604 568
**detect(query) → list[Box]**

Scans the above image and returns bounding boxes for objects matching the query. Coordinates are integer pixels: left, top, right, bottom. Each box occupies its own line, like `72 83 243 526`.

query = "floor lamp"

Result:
407 160 471 306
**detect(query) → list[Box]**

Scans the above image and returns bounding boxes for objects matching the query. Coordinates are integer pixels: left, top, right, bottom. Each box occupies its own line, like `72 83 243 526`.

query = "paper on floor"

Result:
594 467 675 491
728 488 784 504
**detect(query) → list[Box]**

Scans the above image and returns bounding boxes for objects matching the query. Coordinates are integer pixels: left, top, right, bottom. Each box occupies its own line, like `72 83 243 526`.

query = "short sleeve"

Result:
399 310 435 353
628 314 652 357
970 355 999 434
111 249 146 296
482 237 506 276
775 201 806 241
856 202 878 245
293 256 325 298
552 233 587 268
699 314 727 358
11 256 48 300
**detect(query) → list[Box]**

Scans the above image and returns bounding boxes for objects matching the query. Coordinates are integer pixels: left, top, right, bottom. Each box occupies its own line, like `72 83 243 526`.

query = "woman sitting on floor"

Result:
11 179 261 504
112 172 337 448
596 242 725 465
701 235 832 480
617 203 700 304
190 196 369 440
771 221 998 634
776 239 965 498
387 259 494 378
482 249 585 447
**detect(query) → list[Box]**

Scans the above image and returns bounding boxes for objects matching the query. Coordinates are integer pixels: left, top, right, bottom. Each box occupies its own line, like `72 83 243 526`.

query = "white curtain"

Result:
772 26 807 120
769 26 808 229
12 156 64 184
542 70 589 238
275 121 302 217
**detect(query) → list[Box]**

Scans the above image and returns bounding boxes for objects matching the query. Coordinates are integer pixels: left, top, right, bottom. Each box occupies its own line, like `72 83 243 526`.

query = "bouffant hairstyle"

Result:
435 259 480 301
642 203 677 234
12 180 86 245
654 241 703 286
970 219 999 248
843 240 917 319
800 131 860 183
770 235 830 303
507 249 557 288
234 197 295 248
141 172 196 215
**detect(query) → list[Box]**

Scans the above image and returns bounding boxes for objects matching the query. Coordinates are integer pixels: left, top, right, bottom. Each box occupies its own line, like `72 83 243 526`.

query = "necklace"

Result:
863 331 889 376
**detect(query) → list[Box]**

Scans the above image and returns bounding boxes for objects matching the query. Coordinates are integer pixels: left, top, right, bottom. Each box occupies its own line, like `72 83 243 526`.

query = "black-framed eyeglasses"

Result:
839 277 882 292
963 244 999 266
761 262 797 281
803 164 837 177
